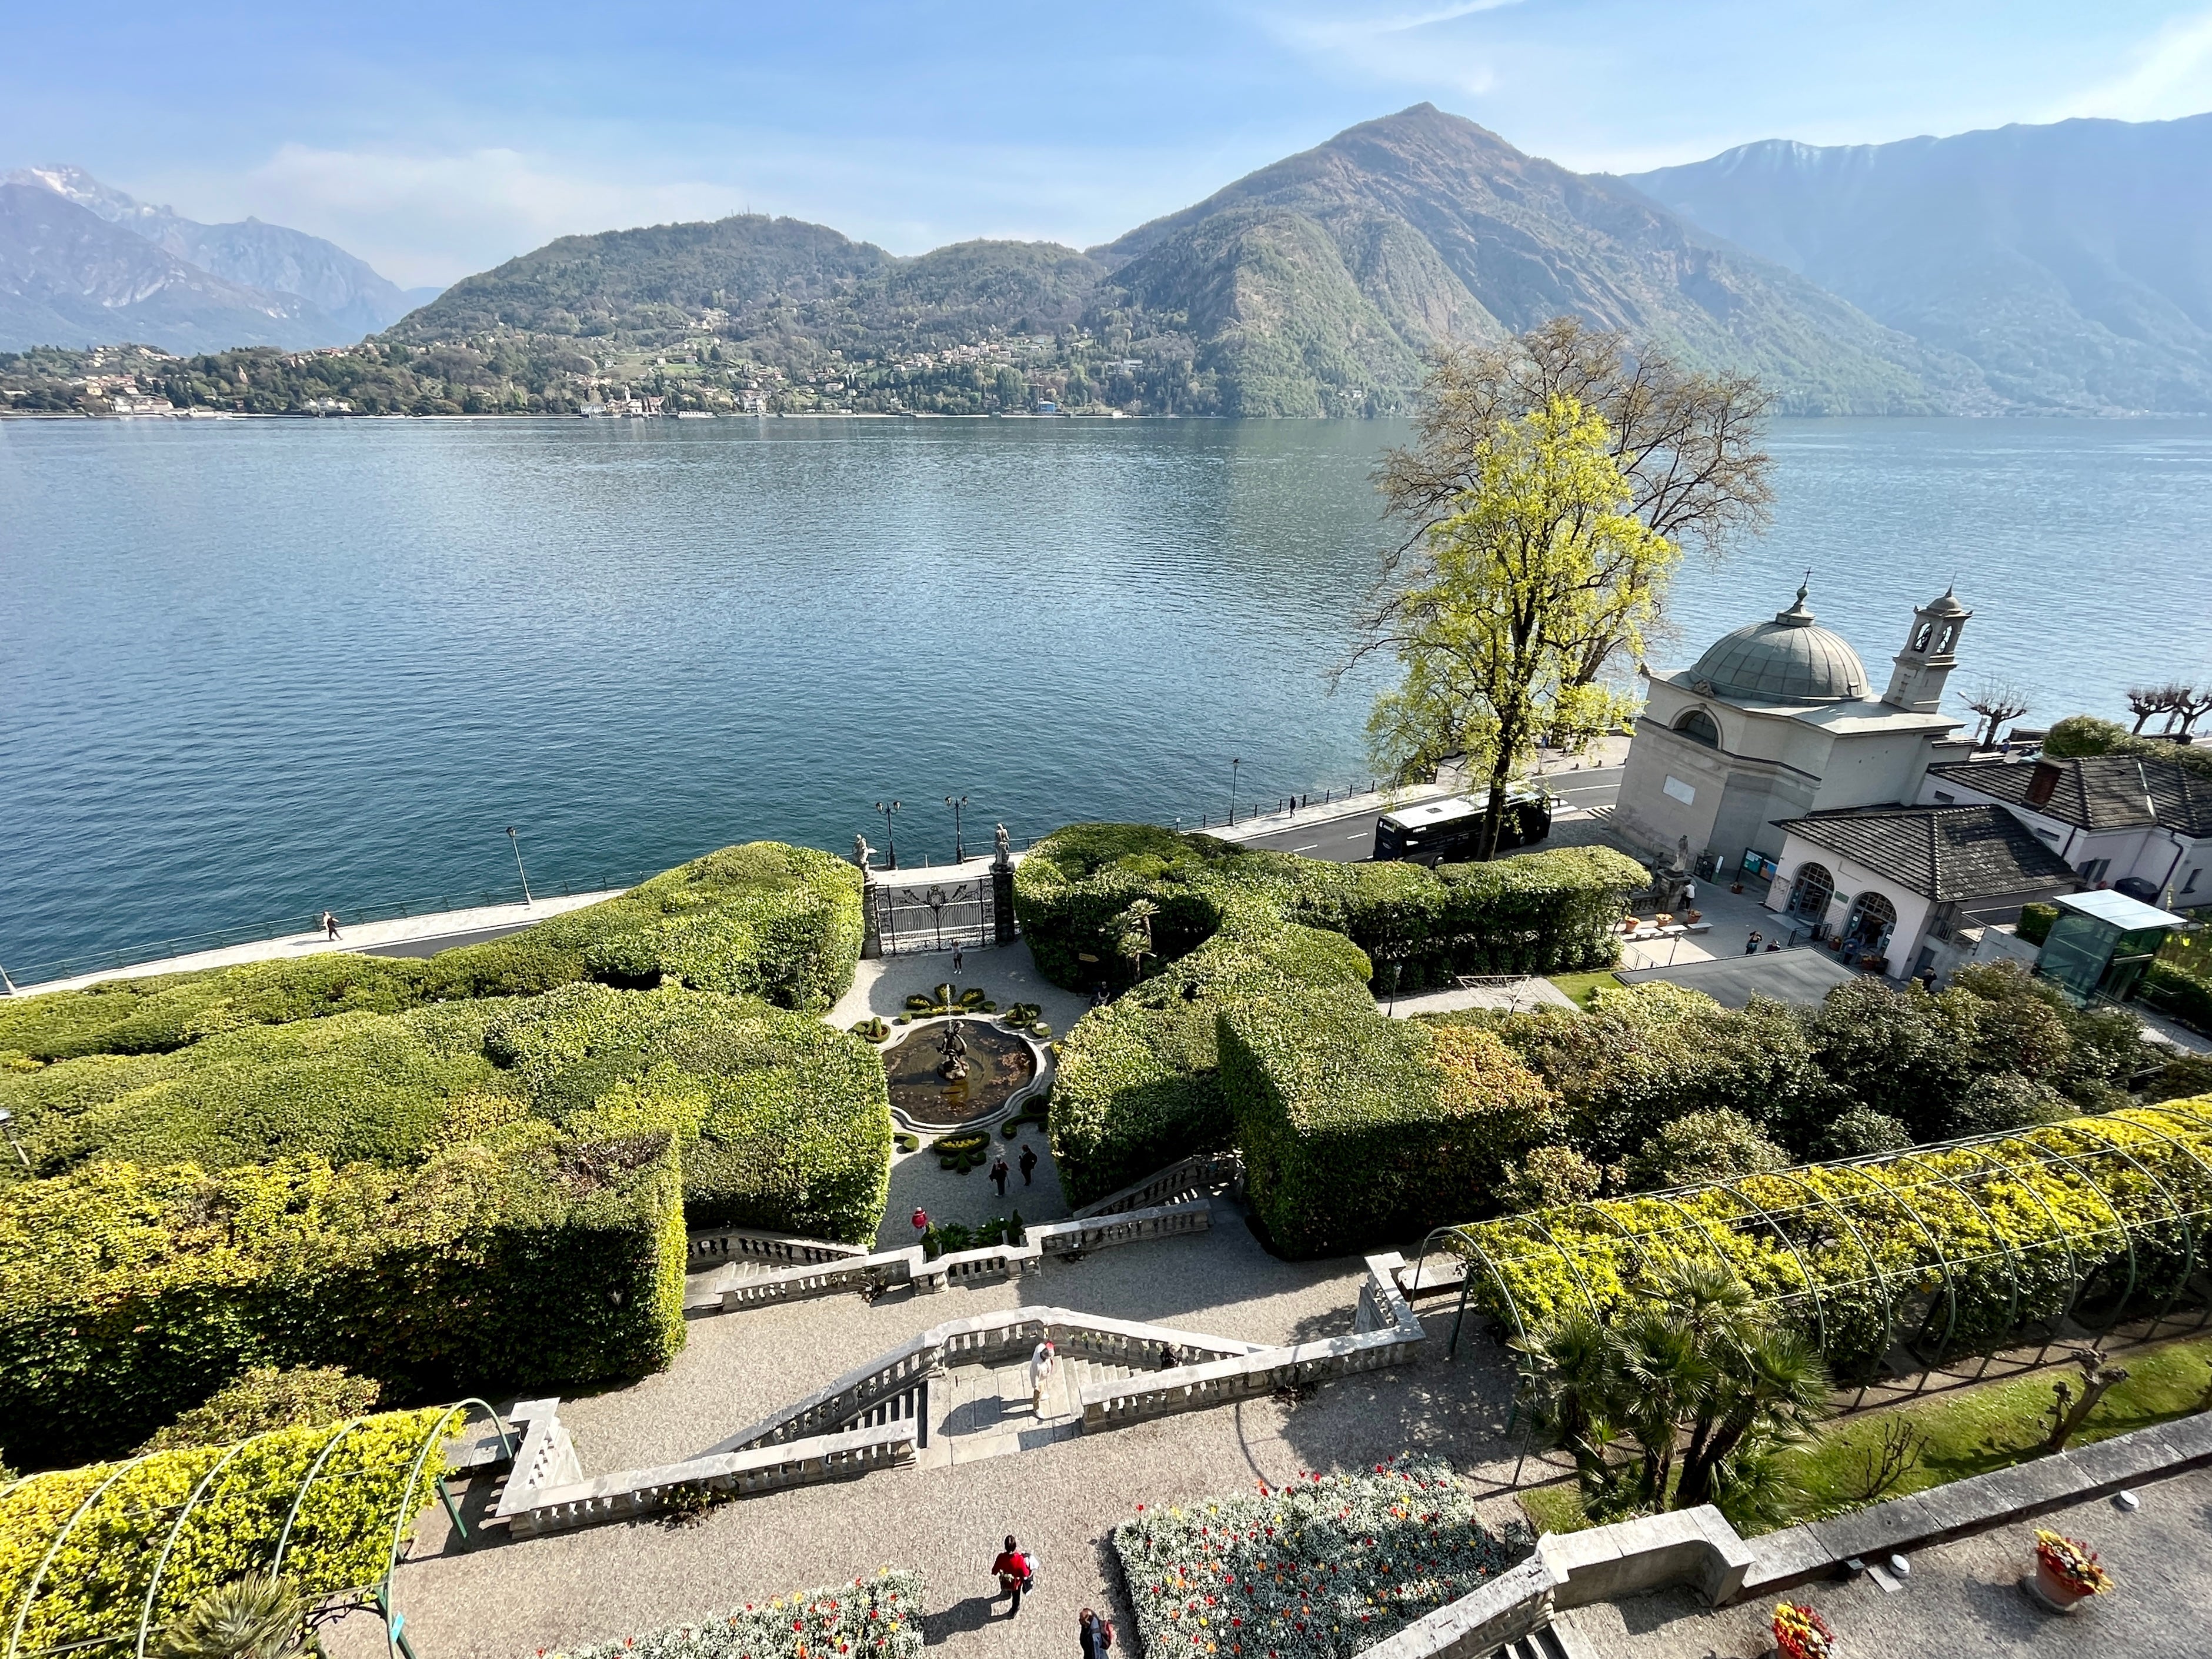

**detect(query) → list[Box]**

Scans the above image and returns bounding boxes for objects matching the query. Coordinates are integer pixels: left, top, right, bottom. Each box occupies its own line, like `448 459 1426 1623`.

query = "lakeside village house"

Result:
1614 585 2210 989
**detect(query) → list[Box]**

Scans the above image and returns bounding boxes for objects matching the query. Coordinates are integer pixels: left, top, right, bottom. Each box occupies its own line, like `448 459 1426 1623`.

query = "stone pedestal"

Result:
992 866 1016 946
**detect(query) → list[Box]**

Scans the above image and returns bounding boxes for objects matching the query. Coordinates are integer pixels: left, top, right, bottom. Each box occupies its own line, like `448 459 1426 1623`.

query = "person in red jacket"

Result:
991 1534 1033 1617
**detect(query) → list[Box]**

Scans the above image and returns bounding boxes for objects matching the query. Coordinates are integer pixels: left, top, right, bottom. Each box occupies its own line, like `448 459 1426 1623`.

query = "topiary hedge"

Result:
481 984 891 1243
0 840 864 1065
1447 1099 2212 1384
0 1409 446 1653
1015 823 1643 996
1220 995 1558 1259
1047 903 1372 1204
2140 960 2212 1036
0 1003 508 1181
0 1131 686 1470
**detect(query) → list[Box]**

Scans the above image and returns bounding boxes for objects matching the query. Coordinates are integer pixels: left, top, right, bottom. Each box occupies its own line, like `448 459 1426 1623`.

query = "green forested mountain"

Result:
6 105 2017 418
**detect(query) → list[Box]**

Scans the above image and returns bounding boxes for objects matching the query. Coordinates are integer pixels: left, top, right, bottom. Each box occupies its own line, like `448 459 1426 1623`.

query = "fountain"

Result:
882 1016 1039 1130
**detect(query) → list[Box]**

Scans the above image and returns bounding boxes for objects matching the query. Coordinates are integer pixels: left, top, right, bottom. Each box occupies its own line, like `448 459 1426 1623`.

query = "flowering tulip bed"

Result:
1113 1456 1531 1658
547 1571 923 1659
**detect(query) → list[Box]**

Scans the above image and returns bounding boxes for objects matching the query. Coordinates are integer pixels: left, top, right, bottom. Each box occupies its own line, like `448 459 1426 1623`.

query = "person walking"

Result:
1156 1340 1180 1370
1029 1338 1057 1415
952 945 965 976
320 911 342 942
1078 1608 1114 1658
912 1207 929 1241
1743 930 1763 956
990 1151 1010 1197
991 1535 1032 1618
1019 1143 1038 1186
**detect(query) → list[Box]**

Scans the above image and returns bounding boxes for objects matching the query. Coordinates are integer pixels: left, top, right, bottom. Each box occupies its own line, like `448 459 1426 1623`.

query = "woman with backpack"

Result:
1078 1607 1114 1658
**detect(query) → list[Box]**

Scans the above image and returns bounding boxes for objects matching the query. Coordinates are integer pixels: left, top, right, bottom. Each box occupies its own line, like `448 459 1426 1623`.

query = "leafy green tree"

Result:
1353 393 1678 858
1626 1107 1786 1190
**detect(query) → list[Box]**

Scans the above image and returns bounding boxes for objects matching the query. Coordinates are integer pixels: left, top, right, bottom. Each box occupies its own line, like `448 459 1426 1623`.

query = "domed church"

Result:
1613 584 1971 874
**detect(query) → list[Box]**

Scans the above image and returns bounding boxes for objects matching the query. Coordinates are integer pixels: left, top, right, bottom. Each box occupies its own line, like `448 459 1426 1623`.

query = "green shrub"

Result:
549 1570 925 1659
139 1365 383 1452
1449 1100 2212 1384
0 1004 508 1181
0 842 864 1064
1626 1108 1787 1190
481 984 890 1243
1817 1107 1912 1159
1221 994 1557 1258
2141 960 2212 1036
2044 714 2212 780
0 1131 686 1469
1047 910 1371 1204
920 1213 1023 1258
2017 903 2058 946
0 1410 445 1654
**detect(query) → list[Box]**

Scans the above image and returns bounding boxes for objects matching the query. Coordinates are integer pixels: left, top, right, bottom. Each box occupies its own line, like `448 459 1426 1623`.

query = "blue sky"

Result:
6 1 2212 287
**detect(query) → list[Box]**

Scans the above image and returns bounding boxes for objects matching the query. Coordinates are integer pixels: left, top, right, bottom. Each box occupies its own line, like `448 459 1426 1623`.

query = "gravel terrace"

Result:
348 1210 1530 1659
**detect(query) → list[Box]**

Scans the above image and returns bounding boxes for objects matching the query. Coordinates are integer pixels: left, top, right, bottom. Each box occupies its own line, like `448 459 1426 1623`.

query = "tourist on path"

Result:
1019 1143 1038 1186
912 1207 929 1240
1029 1339 1057 1414
1157 1341 1180 1370
1078 1608 1114 1658
991 1152 1010 1197
992 1536 1032 1617
952 946 965 975
1743 930 1762 955
321 911 342 942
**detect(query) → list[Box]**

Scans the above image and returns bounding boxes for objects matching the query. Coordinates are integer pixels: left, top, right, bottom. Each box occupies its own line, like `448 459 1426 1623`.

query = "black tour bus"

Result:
1371 787 1553 864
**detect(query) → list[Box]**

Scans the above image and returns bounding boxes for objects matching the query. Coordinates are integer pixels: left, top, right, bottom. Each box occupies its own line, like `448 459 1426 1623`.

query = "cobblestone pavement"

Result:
1557 1465 2212 1658
353 1213 1528 1659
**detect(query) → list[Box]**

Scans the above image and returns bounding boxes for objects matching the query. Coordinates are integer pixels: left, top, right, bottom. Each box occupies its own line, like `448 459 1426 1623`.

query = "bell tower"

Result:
1883 587 1971 712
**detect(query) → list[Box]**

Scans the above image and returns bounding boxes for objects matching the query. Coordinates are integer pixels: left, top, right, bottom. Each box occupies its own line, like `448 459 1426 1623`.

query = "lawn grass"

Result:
1777 1330 2212 1523
1515 1330 2212 1538
1546 970 1622 1010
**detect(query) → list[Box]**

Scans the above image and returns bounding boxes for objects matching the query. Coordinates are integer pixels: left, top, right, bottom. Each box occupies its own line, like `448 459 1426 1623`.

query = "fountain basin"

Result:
882 1017 1041 1131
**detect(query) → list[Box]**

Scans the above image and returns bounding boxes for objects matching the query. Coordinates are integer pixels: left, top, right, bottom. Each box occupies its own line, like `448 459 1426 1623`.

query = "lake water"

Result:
2 415 2208 982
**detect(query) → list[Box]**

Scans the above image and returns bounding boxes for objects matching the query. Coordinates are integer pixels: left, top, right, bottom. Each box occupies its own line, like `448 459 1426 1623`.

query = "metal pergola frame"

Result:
1413 1104 2212 1398
0 1400 512 1659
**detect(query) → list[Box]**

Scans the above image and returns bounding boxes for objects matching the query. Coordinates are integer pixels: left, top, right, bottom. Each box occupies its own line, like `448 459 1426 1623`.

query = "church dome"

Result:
1682 585 1869 705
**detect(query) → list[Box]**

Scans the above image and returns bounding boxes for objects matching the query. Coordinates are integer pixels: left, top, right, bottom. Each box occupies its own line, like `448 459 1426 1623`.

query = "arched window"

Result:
1936 623 1957 653
1674 707 1721 748
1912 622 1934 652
1787 862 1834 920
1844 890 1899 953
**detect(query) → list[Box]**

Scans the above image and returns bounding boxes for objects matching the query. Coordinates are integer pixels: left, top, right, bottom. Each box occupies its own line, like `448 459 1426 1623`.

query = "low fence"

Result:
705 1200 1215 1313
1072 1152 1240 1219
688 1226 869 1270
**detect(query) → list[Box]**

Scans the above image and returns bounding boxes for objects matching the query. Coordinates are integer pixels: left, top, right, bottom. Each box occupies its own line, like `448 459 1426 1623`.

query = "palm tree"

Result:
1116 899 1159 984
158 1575 306 1659
1512 1258 1830 1520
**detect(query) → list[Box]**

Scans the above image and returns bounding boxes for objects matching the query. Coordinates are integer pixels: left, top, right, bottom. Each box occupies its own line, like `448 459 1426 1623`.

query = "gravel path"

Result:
351 1213 1529 1659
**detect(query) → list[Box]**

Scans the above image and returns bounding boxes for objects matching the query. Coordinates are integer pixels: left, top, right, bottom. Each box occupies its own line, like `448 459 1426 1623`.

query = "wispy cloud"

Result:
2052 6 2212 121
1246 0 1530 95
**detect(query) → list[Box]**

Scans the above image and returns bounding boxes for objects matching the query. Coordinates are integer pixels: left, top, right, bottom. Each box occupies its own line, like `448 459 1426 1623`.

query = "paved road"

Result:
1235 767 1624 863
359 923 538 959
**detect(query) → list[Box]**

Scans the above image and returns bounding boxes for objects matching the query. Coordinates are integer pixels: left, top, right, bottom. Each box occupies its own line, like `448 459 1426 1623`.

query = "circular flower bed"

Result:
548 1570 922 1659
1112 1456 1530 1658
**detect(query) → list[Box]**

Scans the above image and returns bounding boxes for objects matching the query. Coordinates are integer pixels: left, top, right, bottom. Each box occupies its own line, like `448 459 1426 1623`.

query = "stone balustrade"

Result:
506 1421 919 1537
1081 1254 1426 1431
708 1200 1213 1313
491 1398 581 1523
1072 1152 1241 1219
688 1224 869 1269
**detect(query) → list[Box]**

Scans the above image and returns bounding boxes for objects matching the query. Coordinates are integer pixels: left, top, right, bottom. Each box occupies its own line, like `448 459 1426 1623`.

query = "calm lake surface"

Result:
3 415 2208 980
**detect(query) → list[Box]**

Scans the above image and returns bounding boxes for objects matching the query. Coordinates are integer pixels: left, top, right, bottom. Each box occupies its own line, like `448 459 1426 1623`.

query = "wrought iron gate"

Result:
872 876 996 955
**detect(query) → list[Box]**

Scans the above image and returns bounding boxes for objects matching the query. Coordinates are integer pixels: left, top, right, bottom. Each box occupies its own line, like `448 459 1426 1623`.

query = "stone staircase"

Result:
683 1257 786 1311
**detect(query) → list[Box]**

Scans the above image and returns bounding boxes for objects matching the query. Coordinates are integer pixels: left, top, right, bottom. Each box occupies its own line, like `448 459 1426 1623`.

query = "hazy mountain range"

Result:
0 165 435 352
6 104 2210 415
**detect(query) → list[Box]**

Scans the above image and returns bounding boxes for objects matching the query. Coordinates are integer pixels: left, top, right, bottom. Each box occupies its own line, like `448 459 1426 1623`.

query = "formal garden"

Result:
4 814 2210 1658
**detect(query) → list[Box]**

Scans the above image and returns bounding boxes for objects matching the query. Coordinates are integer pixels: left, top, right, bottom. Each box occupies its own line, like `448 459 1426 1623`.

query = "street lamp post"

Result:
505 827 533 906
1229 757 1241 826
874 800 902 870
946 795 968 864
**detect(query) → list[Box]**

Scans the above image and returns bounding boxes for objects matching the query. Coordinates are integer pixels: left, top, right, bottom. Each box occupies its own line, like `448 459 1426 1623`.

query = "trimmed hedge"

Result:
1014 823 1644 995
1048 904 1371 1204
482 984 891 1243
1222 996 1557 1258
1028 823 1636 1204
0 840 864 1064
2141 960 2212 1036
0 1410 446 1654
0 1003 507 1181
0 1131 686 1469
1450 1099 2212 1384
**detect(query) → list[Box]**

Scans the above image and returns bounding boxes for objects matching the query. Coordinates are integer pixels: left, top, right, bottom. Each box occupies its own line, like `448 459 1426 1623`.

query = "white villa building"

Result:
1614 584 1973 875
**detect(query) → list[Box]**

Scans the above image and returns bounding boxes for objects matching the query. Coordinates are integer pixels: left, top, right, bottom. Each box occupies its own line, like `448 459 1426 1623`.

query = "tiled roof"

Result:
1773 804 2078 901
1927 754 2212 836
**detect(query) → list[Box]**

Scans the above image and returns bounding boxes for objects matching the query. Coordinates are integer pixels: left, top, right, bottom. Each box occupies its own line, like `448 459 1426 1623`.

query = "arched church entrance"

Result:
1786 862 1833 922
1843 890 1898 954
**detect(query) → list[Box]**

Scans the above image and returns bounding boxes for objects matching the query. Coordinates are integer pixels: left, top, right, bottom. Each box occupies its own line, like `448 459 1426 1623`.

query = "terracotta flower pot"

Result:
2027 1556 2093 1612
